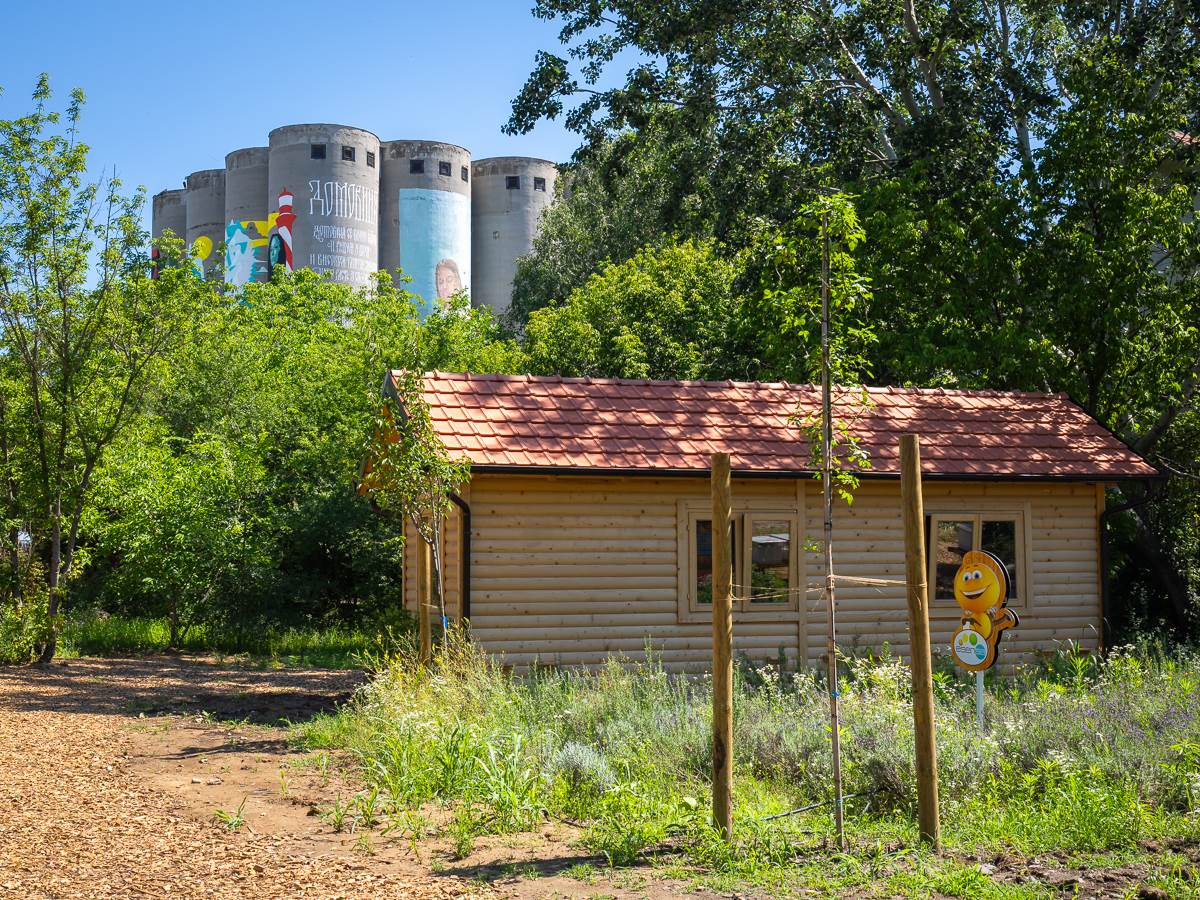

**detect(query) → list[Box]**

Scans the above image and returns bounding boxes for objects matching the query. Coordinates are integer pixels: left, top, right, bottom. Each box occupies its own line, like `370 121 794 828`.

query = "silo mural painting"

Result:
306 178 379 286
273 188 296 274
190 236 213 279
157 124 555 313
223 147 271 287
223 216 277 286
398 188 470 312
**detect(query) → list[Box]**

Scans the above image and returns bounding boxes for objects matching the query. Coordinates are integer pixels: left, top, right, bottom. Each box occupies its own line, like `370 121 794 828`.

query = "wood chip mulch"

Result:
0 659 500 900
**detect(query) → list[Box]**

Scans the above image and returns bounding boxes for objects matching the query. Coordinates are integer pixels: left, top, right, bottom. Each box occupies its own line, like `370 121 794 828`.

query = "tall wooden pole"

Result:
710 452 734 840
900 435 941 849
821 210 847 851
418 538 433 666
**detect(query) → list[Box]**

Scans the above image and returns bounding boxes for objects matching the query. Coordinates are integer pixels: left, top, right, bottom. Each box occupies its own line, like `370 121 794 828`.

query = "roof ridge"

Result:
416 373 1155 479
420 371 1072 402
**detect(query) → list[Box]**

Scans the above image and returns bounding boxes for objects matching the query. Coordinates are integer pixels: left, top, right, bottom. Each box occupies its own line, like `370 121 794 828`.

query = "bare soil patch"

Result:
0 656 492 900
0 656 722 900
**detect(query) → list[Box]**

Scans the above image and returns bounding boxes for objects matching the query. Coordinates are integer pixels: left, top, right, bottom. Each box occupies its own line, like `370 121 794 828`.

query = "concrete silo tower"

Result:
470 157 558 315
223 147 270 286
184 169 226 279
376 137 470 314
150 188 186 275
379 140 472 315
267 124 380 287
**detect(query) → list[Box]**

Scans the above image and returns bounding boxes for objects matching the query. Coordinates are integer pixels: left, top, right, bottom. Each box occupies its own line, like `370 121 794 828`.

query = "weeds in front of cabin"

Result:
293 636 1200 895
59 611 382 668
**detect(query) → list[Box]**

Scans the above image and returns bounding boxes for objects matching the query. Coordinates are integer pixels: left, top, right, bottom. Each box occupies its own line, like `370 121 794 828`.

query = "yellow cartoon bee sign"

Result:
951 550 1019 672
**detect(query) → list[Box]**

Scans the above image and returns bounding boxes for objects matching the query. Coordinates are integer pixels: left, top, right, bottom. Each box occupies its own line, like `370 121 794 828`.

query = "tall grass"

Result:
60 611 378 668
296 636 1200 884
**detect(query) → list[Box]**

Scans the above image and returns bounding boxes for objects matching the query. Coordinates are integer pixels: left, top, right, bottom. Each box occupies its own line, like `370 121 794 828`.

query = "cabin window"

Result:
746 516 794 605
693 516 738 607
681 503 800 617
927 511 1026 607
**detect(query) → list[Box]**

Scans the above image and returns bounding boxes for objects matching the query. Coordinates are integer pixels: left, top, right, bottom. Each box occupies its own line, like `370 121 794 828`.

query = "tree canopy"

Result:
505 0 1200 631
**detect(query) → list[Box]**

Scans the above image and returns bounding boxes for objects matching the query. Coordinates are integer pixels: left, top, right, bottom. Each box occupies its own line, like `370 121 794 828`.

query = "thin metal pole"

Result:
976 670 985 731
821 209 846 851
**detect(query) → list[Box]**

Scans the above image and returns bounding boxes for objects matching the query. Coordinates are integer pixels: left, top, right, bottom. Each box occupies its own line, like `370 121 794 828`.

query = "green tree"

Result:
508 1 1200 630
0 77 208 661
743 195 875 386
92 431 268 646
509 120 719 322
85 277 525 635
524 239 739 380
360 370 471 638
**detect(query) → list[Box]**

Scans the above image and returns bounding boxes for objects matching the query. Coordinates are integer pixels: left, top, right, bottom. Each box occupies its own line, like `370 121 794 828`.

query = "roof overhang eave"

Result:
466 464 1164 482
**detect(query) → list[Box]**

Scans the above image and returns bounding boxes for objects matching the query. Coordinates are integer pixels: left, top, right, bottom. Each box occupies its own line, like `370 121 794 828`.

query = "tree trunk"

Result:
430 529 446 630
169 602 180 650
37 498 62 664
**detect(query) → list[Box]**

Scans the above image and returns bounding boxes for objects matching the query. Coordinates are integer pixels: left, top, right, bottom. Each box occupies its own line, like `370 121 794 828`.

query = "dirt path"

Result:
0 656 498 900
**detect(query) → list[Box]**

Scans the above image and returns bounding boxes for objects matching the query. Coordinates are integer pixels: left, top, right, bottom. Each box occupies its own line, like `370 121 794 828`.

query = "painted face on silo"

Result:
436 258 462 298
267 234 285 278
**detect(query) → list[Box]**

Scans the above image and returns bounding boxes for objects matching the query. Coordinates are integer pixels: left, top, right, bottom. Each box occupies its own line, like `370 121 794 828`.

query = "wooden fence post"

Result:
900 434 941 849
710 452 734 840
418 538 433 667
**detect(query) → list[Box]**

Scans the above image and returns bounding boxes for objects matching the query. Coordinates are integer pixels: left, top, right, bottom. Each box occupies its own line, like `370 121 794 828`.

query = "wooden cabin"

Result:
397 371 1157 673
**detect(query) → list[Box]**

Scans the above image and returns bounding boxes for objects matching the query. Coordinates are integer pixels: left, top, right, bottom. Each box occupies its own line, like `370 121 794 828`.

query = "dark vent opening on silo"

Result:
310 144 327 160
534 177 547 192
461 166 469 182
438 161 452 177
506 176 520 190
366 151 376 168
410 159 425 174
342 145 356 162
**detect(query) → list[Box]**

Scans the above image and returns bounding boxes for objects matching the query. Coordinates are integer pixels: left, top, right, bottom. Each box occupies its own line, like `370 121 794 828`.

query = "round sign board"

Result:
953 627 989 667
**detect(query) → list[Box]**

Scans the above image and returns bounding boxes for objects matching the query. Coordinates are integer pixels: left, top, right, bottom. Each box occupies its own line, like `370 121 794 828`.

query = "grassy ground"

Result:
294 637 1200 898
60 612 379 668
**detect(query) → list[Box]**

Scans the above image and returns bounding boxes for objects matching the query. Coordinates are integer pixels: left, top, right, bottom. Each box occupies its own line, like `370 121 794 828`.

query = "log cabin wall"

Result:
402 487 466 622
406 474 1105 673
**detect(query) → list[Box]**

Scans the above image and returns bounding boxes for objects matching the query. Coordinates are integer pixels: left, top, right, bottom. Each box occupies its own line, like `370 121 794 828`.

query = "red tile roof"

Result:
405 371 1157 481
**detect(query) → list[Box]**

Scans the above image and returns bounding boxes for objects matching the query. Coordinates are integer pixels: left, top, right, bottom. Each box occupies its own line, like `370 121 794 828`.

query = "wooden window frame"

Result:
677 499 801 622
682 507 740 617
743 513 800 609
926 504 1031 611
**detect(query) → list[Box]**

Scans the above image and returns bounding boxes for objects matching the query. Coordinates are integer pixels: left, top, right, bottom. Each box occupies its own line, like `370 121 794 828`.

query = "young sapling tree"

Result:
361 370 470 653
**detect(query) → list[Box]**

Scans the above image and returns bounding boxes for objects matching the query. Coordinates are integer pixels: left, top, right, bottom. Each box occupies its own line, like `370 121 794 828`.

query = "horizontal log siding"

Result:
466 476 801 672
803 480 1104 670
402 489 464 622
462 475 1104 673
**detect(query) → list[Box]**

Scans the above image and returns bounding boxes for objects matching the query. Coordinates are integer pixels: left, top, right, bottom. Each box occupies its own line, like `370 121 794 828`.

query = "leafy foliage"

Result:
0 76 210 659
506 1 1200 632
360 370 472 624
524 239 740 380
91 432 268 645
81 281 522 639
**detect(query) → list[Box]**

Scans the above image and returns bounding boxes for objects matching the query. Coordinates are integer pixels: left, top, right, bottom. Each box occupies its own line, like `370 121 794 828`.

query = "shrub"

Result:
298 634 1200 868
0 556 52 665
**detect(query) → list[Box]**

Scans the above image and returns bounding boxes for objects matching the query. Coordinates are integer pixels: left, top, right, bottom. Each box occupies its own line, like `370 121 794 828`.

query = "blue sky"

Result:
0 1 586 232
